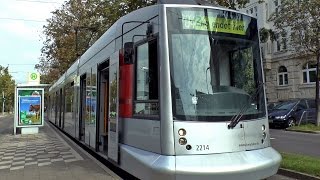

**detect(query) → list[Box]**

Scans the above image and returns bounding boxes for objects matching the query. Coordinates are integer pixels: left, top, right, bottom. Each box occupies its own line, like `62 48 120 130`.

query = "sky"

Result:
0 0 66 84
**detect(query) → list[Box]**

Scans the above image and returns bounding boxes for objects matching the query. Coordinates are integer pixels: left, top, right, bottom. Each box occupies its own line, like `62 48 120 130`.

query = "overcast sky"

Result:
0 0 65 84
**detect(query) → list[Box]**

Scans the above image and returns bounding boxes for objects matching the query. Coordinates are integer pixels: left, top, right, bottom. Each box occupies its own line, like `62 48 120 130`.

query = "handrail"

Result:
298 110 315 126
298 110 307 126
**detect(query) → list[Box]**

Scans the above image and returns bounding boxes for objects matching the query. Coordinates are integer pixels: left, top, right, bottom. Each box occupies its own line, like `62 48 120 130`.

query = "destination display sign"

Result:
181 11 247 35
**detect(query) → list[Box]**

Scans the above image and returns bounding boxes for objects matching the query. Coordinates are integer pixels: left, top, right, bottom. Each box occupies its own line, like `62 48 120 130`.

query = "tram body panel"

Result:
118 143 280 180
119 144 175 180
175 147 281 180
173 119 270 155
174 121 245 155
158 4 175 156
119 118 161 154
243 118 271 150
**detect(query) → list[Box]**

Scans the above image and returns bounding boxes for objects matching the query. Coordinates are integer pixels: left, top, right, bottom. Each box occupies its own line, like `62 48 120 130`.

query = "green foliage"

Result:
259 28 276 43
214 0 249 9
0 66 16 113
37 0 156 84
287 124 320 132
281 152 320 177
269 0 320 55
231 47 255 94
259 28 269 43
38 0 249 84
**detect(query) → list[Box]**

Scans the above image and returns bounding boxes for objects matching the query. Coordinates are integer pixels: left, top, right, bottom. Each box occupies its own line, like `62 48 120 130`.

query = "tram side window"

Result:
134 39 159 116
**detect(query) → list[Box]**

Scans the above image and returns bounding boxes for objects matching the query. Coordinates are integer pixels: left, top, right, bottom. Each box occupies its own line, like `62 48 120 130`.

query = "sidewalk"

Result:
0 116 120 180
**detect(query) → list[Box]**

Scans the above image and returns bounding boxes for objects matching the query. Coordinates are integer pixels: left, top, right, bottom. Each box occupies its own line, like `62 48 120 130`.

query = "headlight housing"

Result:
275 115 286 119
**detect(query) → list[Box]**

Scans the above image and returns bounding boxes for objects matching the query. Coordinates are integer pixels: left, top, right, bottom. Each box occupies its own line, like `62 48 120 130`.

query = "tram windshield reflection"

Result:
167 7 265 121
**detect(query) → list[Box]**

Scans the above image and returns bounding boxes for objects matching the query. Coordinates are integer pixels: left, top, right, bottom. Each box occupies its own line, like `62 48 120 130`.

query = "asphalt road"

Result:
270 128 320 158
268 174 296 180
0 115 14 135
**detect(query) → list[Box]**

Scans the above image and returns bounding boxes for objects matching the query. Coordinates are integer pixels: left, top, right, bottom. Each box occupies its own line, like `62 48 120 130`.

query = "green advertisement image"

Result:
18 89 43 96
17 89 44 127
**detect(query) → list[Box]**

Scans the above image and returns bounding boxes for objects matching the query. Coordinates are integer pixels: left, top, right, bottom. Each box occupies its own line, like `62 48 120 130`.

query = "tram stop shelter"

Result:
14 84 50 135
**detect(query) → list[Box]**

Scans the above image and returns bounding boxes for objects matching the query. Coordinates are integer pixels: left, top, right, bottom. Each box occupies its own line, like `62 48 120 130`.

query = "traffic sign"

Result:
27 72 40 85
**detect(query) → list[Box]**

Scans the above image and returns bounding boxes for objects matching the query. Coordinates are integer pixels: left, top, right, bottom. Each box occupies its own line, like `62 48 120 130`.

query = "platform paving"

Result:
0 115 120 180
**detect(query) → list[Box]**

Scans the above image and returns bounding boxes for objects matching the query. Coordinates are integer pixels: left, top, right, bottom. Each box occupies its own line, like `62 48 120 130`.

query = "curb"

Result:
278 168 320 180
285 129 320 134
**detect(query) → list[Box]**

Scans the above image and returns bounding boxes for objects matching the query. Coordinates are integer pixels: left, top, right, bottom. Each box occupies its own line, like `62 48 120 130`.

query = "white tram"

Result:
48 1 281 179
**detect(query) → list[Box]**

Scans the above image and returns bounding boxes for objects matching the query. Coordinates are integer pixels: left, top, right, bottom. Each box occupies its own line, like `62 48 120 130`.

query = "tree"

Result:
0 66 16 113
37 0 157 84
269 0 320 126
38 0 249 84
214 0 249 9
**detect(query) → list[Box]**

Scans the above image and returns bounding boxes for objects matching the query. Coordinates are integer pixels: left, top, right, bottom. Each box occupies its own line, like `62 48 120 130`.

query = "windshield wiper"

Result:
228 82 264 129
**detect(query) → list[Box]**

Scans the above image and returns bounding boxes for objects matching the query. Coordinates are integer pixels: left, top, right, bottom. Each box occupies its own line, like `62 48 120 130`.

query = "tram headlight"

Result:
178 128 186 136
262 132 267 139
179 137 187 145
262 125 266 131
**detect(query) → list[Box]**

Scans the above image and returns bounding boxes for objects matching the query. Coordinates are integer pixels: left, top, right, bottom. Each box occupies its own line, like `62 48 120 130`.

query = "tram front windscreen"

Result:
167 7 265 122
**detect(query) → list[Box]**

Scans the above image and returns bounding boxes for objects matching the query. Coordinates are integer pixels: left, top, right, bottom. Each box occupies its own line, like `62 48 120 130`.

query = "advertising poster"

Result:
16 89 44 127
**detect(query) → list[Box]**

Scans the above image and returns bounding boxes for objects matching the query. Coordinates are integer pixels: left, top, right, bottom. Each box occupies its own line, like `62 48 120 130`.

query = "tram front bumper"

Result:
175 147 281 180
120 145 281 180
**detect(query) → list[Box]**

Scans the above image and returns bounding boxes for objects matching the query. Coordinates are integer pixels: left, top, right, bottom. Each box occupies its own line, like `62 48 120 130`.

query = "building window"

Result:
282 32 287 50
276 38 281 52
282 38 287 50
265 3 269 20
302 62 317 84
275 32 287 52
254 6 258 16
274 0 279 17
278 66 288 86
267 42 271 54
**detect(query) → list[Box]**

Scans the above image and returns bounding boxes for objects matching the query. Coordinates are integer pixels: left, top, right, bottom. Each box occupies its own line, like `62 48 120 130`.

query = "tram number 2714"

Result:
196 145 209 151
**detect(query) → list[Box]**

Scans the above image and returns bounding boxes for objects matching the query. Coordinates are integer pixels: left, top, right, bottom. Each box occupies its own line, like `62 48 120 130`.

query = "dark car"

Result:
267 102 280 112
268 99 316 128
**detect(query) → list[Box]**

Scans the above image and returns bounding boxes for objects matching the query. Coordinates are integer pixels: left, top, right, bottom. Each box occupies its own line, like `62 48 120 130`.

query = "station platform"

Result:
0 115 120 180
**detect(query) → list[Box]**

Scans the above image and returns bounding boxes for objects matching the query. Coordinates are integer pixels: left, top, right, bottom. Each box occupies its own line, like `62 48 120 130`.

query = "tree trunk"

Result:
316 50 320 126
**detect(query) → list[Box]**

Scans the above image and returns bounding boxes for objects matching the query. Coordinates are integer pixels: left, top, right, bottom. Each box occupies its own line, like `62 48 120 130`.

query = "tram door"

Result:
108 61 119 163
59 88 64 129
98 65 109 154
79 74 86 141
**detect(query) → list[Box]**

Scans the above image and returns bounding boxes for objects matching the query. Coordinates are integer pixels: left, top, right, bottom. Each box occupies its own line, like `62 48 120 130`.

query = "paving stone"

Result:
0 117 120 180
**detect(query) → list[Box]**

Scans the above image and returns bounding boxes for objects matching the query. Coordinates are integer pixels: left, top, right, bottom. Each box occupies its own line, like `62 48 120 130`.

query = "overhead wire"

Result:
0 17 46 23
14 0 61 4
0 0 64 23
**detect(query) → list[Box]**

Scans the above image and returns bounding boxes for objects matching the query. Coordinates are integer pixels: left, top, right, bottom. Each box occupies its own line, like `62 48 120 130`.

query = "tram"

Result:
48 1 281 179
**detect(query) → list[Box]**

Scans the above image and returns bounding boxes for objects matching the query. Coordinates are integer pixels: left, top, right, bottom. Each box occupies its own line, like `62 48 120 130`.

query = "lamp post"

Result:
2 91 5 116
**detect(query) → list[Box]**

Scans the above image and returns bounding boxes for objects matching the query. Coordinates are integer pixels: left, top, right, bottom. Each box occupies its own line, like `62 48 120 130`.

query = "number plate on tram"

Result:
196 145 210 151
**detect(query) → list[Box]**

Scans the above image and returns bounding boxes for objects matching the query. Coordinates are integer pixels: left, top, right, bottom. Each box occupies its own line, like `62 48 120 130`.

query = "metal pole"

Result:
316 53 319 125
1 91 3 115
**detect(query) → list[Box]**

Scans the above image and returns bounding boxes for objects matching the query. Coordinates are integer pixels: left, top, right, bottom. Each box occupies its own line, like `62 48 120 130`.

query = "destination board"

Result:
181 10 247 35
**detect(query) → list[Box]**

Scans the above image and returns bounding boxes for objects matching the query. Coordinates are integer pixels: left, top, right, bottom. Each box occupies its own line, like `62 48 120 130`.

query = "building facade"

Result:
240 0 317 103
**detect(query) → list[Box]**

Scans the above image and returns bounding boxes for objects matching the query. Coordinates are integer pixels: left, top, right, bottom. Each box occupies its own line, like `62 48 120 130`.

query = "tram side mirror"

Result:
124 42 134 64
146 23 153 37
